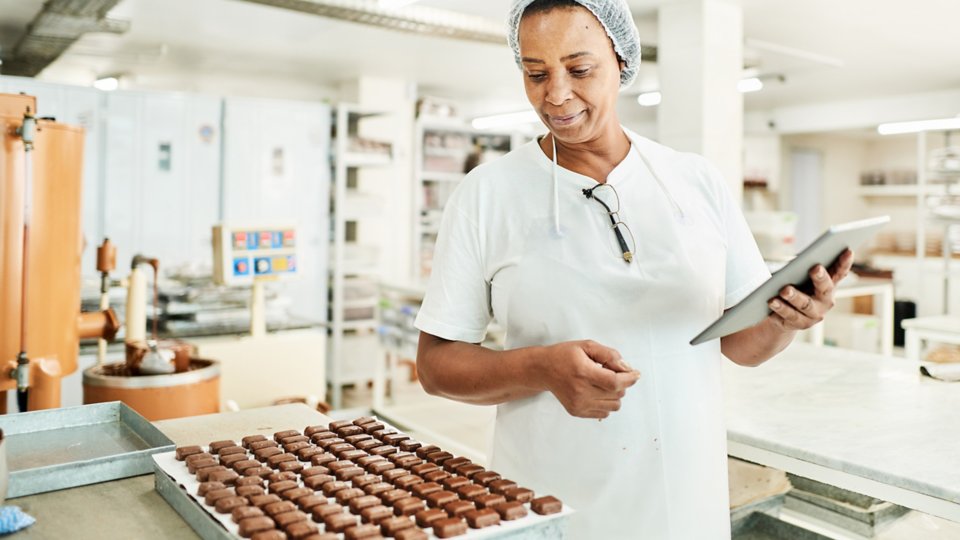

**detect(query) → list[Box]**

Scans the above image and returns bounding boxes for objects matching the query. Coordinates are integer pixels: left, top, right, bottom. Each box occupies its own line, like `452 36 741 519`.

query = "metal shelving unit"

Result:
915 130 960 315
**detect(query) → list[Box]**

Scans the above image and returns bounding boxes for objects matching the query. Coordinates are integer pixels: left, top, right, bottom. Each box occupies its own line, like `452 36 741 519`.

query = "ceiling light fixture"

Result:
93 76 119 91
471 110 541 130
637 91 662 107
878 116 960 135
637 74 782 107
737 77 764 93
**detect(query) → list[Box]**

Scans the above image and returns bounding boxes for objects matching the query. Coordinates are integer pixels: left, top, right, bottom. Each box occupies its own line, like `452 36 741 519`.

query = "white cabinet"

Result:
221 97 331 322
102 91 222 271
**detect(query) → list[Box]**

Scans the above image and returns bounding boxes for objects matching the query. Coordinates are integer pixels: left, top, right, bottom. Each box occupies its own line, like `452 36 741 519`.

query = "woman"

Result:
414 0 853 537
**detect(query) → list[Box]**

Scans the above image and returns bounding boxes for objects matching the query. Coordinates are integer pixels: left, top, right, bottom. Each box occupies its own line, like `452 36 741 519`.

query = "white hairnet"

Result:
507 0 642 90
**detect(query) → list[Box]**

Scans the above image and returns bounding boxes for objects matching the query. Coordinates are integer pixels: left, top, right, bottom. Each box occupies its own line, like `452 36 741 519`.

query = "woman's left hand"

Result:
768 249 855 331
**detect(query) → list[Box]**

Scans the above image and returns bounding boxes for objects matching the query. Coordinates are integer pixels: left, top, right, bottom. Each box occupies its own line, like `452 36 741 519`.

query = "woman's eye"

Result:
571 68 590 77
527 73 547 82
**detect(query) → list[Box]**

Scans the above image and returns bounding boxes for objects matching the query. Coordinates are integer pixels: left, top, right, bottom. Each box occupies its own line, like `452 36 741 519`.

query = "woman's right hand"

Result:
541 340 641 419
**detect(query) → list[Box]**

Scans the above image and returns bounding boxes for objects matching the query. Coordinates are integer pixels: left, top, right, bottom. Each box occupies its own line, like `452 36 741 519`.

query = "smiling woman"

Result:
413 1 853 538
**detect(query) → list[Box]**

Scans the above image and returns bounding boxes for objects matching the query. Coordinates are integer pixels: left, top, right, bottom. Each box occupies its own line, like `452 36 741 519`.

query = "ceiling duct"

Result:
239 0 658 60
1 0 129 77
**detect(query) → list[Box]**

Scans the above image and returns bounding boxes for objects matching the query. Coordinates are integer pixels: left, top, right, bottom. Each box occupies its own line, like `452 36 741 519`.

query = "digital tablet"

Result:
690 215 890 345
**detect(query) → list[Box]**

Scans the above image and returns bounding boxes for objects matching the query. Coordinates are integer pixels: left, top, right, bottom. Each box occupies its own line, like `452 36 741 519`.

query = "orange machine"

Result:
0 93 117 412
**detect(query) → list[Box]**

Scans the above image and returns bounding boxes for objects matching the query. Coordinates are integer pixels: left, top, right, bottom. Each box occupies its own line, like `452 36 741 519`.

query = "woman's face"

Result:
518 6 623 144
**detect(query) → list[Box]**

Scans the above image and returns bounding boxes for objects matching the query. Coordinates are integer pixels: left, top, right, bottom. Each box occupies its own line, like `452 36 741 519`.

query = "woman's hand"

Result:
767 249 855 331
541 340 640 419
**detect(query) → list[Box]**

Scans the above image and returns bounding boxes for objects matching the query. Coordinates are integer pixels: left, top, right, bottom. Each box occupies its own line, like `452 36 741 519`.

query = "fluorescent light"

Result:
94 77 119 91
737 77 764 93
379 0 421 8
471 110 541 130
637 91 662 107
878 116 960 135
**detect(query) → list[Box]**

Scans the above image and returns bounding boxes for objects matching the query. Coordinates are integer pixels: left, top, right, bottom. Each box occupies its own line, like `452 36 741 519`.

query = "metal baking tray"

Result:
0 401 174 498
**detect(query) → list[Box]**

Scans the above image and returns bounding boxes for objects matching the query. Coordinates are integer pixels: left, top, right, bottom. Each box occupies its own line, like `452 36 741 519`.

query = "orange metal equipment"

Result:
0 92 114 411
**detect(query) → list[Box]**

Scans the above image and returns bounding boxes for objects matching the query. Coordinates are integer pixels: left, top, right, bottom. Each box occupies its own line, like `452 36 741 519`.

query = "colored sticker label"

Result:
272 256 288 272
247 232 259 250
233 257 250 276
272 231 283 248
283 230 295 247
233 232 247 250
286 255 297 272
254 257 272 275
260 232 272 249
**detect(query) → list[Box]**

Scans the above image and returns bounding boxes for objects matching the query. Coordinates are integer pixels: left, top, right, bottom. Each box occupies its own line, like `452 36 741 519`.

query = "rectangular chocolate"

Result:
284 520 318 539
323 512 358 533
411 482 442 498
414 445 440 459
334 487 366 504
379 516 415 536
238 516 275 537
367 460 396 475
311 502 344 521
175 445 203 460
220 453 248 468
432 517 467 538
355 439 383 451
472 471 501 487
441 476 470 491
531 495 562 515
267 453 297 468
425 490 458 508
310 431 337 442
242 434 267 448
303 425 328 437
264 500 297 517
411 463 439 476
488 479 518 495
425 451 453 465
369 445 398 457
382 468 411 483
442 457 470 473
338 449 368 462
415 507 447 528
328 419 355 431
495 500 528 520
303 474 336 490
423 470 451 483
356 455 385 467
245 466 273 479
274 510 307 528
361 504 393 524
504 486 534 503
321 480 350 497
248 494 281 508
474 493 506 510
380 489 411 505
394 455 423 469
444 500 475 518
197 466 227 482
344 523 381 540
215 496 248 514
236 485 266 498
349 494 382 513
393 496 425 517
301 466 330 478
277 461 304 474
382 433 409 446
281 487 313 502
249 440 278 451
394 529 429 540
218 446 246 457
311 453 337 467
456 484 487 501
351 474 381 488
364 482 393 496
185 452 214 466
327 443 355 455
279 434 309 445
283 441 310 454
398 440 422 453
296 494 328 512
268 471 297 484
268 480 298 494
371 429 396 440
273 430 300 442
336 425 364 438
317 438 346 450
457 464 485 479
236 476 263 488
297 447 324 462
232 505 264 523
204 487 235 505
394 475 424 490
335 466 366 481
197 481 225 497
464 507 500 528
252 531 288 540
233 459 261 473
208 440 236 454
345 433 372 445
362 422 385 435
353 416 377 426
187 457 218 474
254 447 283 462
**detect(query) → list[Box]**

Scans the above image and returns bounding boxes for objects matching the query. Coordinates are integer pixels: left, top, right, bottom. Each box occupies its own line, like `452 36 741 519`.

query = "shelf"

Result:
340 319 379 331
339 152 394 168
858 185 948 197
423 146 470 158
422 171 465 183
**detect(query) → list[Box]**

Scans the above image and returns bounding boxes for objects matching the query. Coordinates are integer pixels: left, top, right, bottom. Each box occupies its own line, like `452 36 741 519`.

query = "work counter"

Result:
724 342 960 522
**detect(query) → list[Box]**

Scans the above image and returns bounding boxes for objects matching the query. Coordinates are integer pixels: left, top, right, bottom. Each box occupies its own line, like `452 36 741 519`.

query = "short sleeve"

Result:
707 163 771 309
414 189 492 343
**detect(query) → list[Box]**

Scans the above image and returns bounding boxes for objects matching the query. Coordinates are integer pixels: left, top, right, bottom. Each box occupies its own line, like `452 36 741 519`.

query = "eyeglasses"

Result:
582 183 637 263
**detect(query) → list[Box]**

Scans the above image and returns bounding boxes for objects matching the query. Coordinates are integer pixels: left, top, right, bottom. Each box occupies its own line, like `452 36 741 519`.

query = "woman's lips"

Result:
547 111 584 127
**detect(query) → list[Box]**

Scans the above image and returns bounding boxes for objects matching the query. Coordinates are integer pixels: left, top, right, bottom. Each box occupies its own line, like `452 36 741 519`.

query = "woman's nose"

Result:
544 76 572 106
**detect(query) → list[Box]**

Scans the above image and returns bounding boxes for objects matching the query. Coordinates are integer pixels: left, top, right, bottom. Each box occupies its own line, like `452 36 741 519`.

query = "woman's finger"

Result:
769 297 815 330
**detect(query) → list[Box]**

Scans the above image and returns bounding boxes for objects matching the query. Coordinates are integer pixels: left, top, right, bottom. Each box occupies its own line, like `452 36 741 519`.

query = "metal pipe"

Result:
13 107 37 412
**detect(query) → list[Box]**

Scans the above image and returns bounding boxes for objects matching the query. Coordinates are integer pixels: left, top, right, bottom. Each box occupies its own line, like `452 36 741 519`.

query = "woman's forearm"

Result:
721 316 796 367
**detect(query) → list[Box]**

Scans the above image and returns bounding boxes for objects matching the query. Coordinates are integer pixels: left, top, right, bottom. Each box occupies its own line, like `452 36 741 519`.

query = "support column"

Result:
658 0 744 201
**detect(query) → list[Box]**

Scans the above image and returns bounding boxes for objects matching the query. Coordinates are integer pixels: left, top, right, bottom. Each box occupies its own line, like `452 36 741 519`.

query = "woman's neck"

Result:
541 122 631 183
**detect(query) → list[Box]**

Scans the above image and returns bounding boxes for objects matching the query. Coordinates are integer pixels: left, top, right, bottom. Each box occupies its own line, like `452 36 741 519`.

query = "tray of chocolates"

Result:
153 416 570 539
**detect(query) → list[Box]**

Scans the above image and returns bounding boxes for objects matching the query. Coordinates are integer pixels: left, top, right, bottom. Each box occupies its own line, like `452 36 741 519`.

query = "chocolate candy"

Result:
344 524 381 540
176 445 203 460
364 482 393 496
415 507 447 528
415 445 440 458
311 453 337 467
303 474 336 490
280 434 309 446
426 451 453 465
488 479 517 495
281 487 313 502
301 466 330 479
395 529 428 540
274 429 301 442
232 505 264 523
380 489 411 506
398 440 422 453
264 500 297 518
531 495 562 515
207 470 240 486
219 445 246 457
249 440 278 451
278 461 304 474
328 443 355 455
457 465 485 479
267 453 297 468
284 441 310 454
268 480 298 494
336 425 364 438
297 447 324 462
284 520 318 539
328 460 356 472
185 452 215 466
382 433 409 446
432 517 467 538
423 470 451 483
238 516 275 537
324 512 358 533
304 425 328 437
382 468 410 483
312 502 344 521
335 488 366 505
329 420 354 431
335 466 366 481
426 490 458 508
394 475 424 490
353 416 377 426
474 493 506 510
338 449 368 462
393 497 424 517
197 481 225 497
441 476 470 491
442 457 470 473
361 505 393 524
367 461 396 475
411 482 442 498
394 455 423 469
379 516 415 536
472 471 501 487
296 495 328 512
274 510 307 528
215 496 248 514
456 484 487 501
310 431 337 443
356 455 385 467
242 434 267 448
187 457 218 474
236 476 263 488
198 466 228 482
248 494 281 508
464 508 500 528
220 453 248 468
495 500 528 521
371 429 395 440
369 445 398 457
204 487 235 505
233 459 261 473
322 481 350 497
355 439 383 451
345 434 372 445
504 487 534 503
251 531 287 540
255 447 283 462
410 463 438 476
268 471 296 484
362 423 385 435
236 485 266 498
245 466 273 479
209 440 237 454
444 500 475 518
349 495 382 513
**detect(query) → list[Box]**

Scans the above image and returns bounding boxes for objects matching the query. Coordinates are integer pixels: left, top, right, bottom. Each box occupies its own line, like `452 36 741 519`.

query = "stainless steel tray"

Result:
0 401 174 498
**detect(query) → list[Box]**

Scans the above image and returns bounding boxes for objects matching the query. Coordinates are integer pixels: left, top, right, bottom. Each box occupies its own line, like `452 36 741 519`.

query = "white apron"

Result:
488 134 732 539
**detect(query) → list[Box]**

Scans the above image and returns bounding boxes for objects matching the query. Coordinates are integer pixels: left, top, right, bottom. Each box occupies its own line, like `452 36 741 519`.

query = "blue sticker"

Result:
233 257 250 276
247 233 259 250
254 257 272 275
272 231 283 248
287 255 297 272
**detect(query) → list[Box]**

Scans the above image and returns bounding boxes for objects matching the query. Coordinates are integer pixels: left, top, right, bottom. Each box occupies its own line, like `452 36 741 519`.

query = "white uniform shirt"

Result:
415 129 770 539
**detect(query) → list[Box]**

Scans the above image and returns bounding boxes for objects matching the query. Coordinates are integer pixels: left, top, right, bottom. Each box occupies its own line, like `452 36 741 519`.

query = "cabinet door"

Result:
222 98 330 321
0 76 104 276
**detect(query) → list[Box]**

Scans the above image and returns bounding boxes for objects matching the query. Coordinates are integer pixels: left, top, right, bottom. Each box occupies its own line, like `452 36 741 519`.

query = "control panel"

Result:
213 224 298 286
